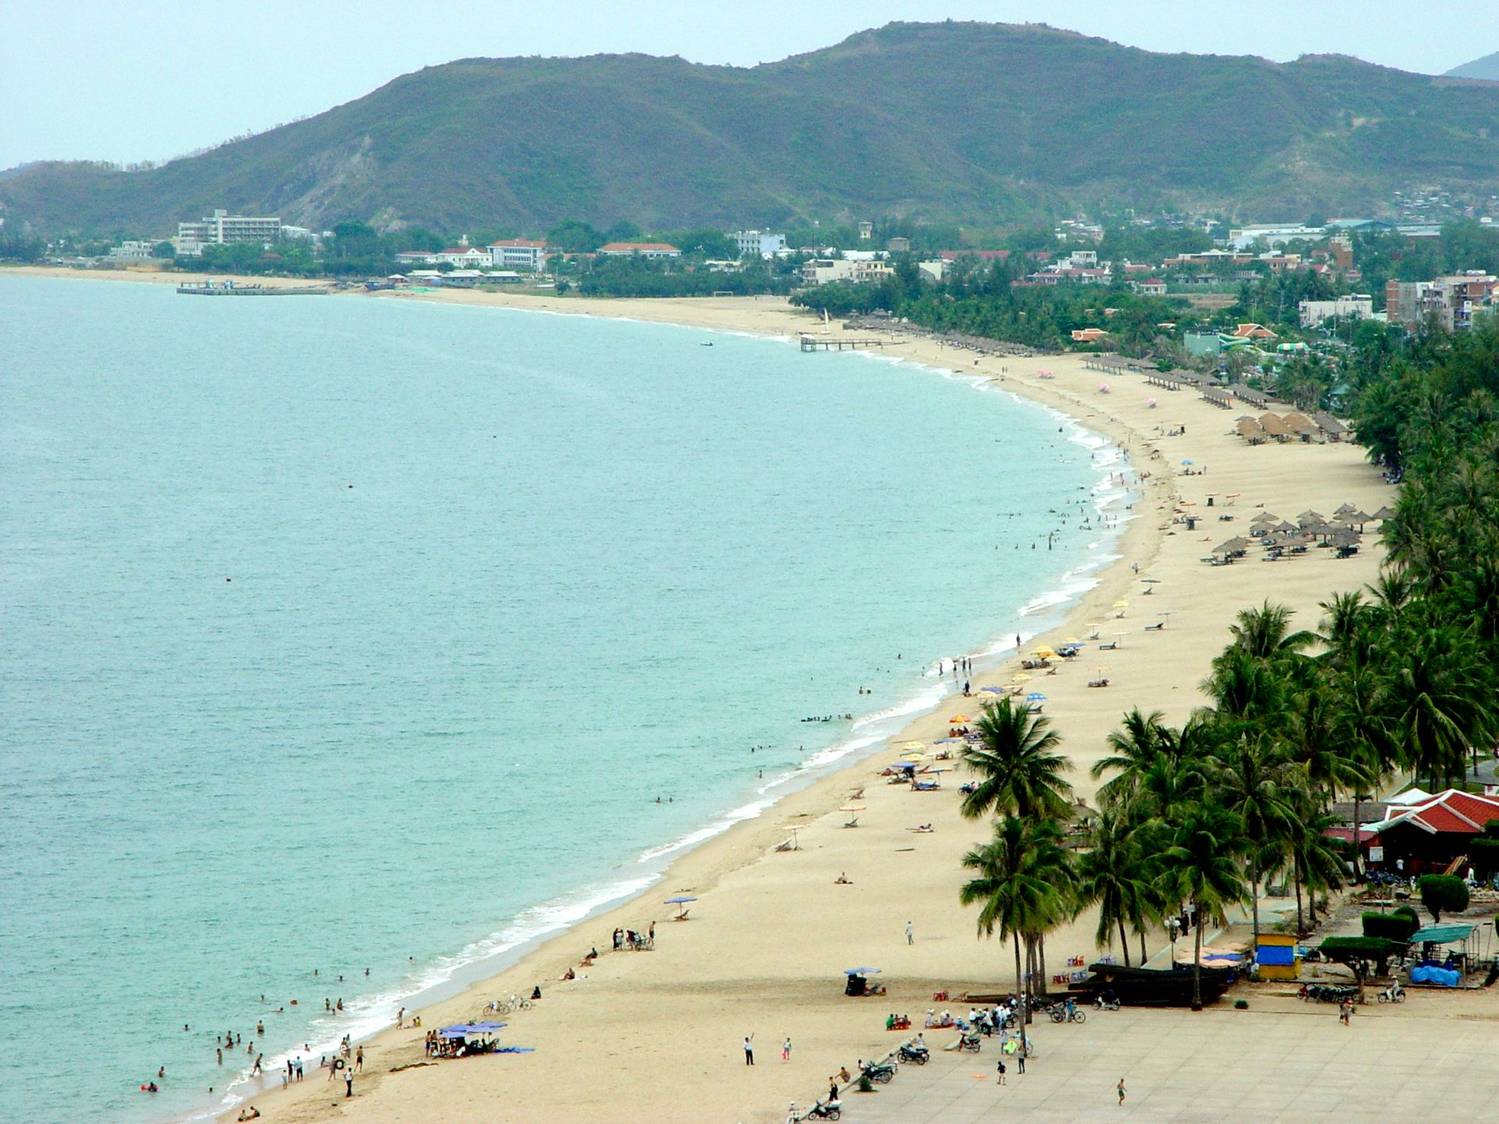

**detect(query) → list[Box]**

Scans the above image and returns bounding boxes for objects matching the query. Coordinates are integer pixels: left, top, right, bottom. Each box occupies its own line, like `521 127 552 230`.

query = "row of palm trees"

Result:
960 314 1499 1011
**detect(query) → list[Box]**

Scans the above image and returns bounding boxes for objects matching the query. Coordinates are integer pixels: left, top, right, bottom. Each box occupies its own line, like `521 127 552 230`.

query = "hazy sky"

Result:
2 1 1494 170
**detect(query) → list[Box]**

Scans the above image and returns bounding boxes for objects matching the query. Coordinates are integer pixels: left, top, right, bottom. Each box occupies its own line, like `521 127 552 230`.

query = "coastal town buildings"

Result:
799 257 895 285
435 242 490 267
106 240 155 262
1298 294 1374 328
730 230 787 258
172 209 282 256
1386 273 1499 331
597 241 681 258
486 239 549 270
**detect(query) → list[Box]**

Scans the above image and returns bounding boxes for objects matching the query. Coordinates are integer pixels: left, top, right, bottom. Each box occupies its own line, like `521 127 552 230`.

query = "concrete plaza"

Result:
837 992 1499 1122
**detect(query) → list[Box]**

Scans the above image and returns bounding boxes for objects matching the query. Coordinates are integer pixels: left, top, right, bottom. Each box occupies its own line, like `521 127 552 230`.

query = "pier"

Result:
798 334 892 352
177 281 329 296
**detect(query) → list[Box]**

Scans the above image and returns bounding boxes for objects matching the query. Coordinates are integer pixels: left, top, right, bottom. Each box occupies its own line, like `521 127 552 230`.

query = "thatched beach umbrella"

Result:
1297 510 1325 526
1259 413 1292 439
1373 505 1396 521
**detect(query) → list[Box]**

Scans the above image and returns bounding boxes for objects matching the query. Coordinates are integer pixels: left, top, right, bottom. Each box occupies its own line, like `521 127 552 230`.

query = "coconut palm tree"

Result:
1318 591 1376 669
960 697 1073 822
1207 737 1298 951
959 817 1052 1011
1225 600 1316 663
1282 683 1374 812
1090 707 1171 809
1287 806 1348 930
1204 646 1285 722
1075 809 1153 966
1157 806 1248 1010
1324 656 1396 879
1379 627 1499 789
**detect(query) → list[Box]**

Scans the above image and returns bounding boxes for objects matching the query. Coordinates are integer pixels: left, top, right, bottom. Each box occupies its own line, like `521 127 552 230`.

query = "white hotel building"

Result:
173 209 282 256
487 239 549 271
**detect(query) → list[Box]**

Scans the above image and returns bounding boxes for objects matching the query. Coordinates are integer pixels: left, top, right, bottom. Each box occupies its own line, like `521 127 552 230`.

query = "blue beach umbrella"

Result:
664 895 697 904
844 967 881 975
978 687 1006 695
1026 692 1047 702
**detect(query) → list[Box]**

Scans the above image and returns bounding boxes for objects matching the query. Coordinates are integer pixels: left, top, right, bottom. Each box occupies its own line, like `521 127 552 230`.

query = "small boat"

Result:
700 342 714 347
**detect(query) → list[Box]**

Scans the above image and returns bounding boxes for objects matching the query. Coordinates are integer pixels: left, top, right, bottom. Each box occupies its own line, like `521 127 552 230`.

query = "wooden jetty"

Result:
177 281 328 296
799 334 892 352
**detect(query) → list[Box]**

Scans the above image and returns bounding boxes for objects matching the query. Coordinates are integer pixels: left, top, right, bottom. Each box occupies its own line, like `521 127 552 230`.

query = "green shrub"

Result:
857 1075 874 1093
1392 904 1420 926
1234 998 1249 1009
1418 874 1469 922
1362 910 1419 941
1320 935 1399 978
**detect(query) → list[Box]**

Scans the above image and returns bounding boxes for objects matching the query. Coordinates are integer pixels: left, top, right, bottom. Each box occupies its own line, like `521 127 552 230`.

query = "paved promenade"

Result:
836 992 1499 1122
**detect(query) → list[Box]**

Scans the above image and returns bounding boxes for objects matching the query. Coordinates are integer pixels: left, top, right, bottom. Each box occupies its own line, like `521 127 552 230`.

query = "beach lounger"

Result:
1088 677 1110 688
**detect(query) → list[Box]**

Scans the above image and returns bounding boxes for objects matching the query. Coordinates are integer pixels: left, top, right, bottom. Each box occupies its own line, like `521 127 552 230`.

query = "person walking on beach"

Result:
782 1037 791 1062
996 1058 1007 1085
355 1046 364 1072
1117 1078 1127 1105
344 1068 354 1098
744 1035 755 1065
906 920 914 945
1017 1048 1026 1074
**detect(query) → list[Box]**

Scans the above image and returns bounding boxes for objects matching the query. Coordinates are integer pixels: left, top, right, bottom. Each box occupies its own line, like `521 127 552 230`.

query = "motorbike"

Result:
1377 982 1406 1004
958 1033 983 1053
1093 994 1120 1011
1048 1003 1086 1023
897 1043 930 1065
861 1061 896 1085
802 1100 841 1120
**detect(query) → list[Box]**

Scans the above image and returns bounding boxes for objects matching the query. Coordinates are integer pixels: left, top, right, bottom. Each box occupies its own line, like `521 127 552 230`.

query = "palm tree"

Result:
1287 806 1348 930
1157 806 1248 1010
1204 646 1285 722
1226 600 1316 663
1318 591 1376 668
1207 738 1298 951
1282 683 1374 812
1379 628 1499 789
960 697 1073 822
1075 809 1153 966
959 817 1052 1011
1325 656 1396 879
1090 707 1171 808
1020 819 1078 1001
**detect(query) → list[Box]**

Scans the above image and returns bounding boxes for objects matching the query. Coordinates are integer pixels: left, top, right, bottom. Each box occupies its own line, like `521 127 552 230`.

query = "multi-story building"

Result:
1298 295 1373 328
435 242 490 267
730 230 787 259
1386 274 1499 331
487 239 549 271
173 209 282 255
799 258 893 285
106 240 156 262
597 242 681 259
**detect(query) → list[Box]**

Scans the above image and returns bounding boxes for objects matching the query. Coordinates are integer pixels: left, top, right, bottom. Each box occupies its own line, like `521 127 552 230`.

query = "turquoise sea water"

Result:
0 276 1126 1122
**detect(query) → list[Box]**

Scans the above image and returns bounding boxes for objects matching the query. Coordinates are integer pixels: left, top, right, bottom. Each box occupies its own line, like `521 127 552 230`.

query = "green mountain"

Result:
1445 51 1499 81
6 22 1499 238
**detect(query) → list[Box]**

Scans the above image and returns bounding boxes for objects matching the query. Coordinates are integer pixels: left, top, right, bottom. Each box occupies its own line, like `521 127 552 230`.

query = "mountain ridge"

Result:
1445 50 1499 81
4 21 1499 237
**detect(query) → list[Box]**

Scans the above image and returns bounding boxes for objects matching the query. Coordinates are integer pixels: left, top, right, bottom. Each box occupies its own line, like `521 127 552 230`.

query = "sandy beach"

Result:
11 268 1394 1122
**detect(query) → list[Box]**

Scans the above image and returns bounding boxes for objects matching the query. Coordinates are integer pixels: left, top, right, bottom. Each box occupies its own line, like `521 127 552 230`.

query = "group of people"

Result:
611 923 655 951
